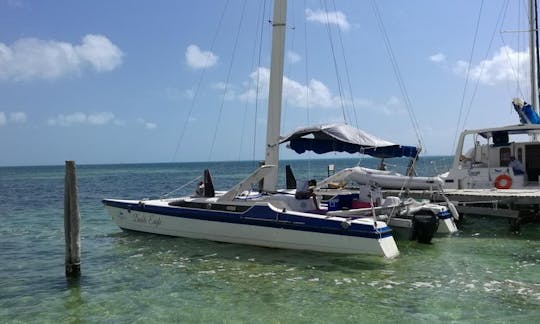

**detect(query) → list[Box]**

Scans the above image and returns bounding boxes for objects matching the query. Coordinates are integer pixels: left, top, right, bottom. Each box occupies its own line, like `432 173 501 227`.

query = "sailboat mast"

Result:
529 0 540 112
263 0 287 192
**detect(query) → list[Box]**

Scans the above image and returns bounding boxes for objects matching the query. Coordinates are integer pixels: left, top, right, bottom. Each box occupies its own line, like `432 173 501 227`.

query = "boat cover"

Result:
512 98 540 125
280 123 418 158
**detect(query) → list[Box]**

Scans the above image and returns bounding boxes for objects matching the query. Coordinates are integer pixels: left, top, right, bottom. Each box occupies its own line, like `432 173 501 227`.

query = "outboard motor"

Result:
411 211 439 244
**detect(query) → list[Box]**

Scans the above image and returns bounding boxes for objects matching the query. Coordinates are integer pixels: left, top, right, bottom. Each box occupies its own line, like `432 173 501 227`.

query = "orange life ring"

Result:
494 174 512 189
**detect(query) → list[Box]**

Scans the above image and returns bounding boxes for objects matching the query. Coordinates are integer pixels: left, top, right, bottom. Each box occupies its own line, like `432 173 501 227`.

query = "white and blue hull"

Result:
437 213 458 234
103 198 399 258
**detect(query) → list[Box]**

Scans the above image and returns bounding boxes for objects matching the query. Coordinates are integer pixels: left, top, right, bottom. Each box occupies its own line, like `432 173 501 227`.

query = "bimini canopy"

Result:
280 123 419 158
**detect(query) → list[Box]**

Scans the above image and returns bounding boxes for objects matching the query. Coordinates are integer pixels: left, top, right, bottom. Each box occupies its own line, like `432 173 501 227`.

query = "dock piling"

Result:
64 160 81 278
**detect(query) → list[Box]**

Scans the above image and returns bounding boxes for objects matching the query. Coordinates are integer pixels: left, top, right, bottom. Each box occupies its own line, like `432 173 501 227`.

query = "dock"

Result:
383 188 540 230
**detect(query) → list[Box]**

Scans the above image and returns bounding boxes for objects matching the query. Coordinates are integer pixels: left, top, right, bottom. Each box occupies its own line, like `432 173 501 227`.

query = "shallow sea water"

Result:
1 158 539 323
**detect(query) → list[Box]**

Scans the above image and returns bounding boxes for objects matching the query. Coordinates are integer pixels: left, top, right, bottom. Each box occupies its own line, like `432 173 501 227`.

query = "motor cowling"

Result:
412 211 439 244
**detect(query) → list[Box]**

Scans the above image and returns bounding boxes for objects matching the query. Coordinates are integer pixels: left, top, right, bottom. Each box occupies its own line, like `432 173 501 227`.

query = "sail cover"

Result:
280 123 418 158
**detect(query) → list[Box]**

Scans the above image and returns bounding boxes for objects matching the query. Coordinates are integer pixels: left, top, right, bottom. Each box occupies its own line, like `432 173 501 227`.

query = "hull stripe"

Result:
103 199 393 239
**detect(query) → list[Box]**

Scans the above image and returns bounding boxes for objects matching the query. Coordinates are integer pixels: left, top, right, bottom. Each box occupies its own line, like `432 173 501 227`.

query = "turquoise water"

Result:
1 158 539 323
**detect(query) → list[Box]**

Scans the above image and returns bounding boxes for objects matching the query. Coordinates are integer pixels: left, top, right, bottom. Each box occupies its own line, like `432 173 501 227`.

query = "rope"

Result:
160 175 202 199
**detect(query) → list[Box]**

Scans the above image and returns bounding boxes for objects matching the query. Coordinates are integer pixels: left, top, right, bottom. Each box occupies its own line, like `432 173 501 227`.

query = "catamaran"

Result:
102 0 399 257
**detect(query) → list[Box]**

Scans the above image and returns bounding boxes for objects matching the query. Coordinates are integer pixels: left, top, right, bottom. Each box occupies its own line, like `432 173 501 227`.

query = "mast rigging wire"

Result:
172 0 231 162
321 0 348 124
282 0 297 132
451 0 484 154
237 0 268 163
208 0 248 161
251 1 270 163
303 0 313 178
370 0 424 151
461 0 511 131
331 0 359 129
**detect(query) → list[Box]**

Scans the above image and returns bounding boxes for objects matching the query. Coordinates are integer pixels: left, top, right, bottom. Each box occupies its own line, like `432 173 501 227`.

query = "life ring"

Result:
494 174 512 189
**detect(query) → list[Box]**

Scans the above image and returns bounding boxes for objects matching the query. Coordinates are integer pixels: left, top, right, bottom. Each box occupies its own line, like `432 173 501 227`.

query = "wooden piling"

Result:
64 160 81 278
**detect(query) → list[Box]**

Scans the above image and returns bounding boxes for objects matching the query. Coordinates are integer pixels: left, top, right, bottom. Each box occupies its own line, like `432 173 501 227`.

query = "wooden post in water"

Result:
64 160 81 278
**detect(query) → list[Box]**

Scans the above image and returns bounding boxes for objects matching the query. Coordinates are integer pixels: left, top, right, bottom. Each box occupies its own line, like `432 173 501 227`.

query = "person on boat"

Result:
296 180 316 199
378 159 387 171
195 181 204 196
295 179 321 210
308 179 317 188
508 156 525 175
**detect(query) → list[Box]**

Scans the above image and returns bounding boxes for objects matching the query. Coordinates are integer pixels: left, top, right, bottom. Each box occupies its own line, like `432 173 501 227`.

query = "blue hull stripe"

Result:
103 199 393 239
438 211 453 220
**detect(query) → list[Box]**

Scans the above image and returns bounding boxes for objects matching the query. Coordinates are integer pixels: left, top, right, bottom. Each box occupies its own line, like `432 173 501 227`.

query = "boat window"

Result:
517 147 523 162
500 147 511 166
460 134 476 162
169 200 251 212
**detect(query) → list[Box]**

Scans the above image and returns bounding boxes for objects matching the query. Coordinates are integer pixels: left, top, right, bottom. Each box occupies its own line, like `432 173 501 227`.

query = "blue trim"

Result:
437 210 453 220
288 138 418 158
102 199 393 239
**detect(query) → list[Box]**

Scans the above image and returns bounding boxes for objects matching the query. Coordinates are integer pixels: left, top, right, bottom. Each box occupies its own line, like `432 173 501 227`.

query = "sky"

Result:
0 0 536 166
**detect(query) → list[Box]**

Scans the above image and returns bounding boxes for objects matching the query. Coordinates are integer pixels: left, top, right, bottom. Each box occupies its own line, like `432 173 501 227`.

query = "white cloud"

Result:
9 111 26 123
212 81 229 90
47 112 116 126
429 53 446 63
358 96 406 116
0 34 123 81
212 81 236 100
185 44 218 69
453 46 527 85
239 67 342 108
0 111 27 125
287 51 301 64
136 118 157 130
75 35 123 72
48 112 84 126
87 112 114 125
305 8 350 31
